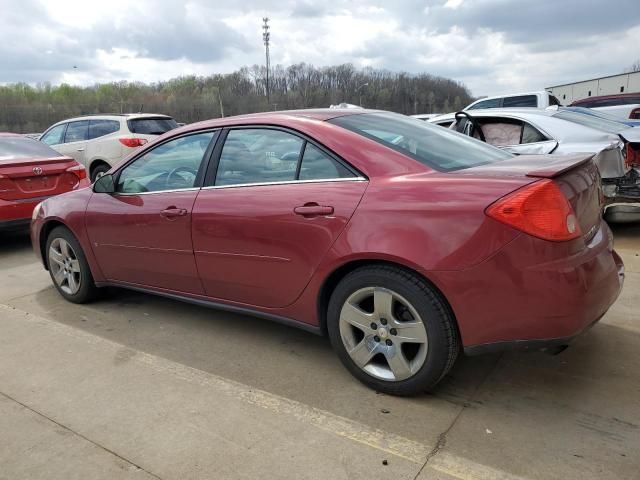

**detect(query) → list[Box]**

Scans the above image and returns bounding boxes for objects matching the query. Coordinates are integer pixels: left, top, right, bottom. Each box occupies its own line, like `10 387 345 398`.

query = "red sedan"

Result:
0 133 89 231
31 110 624 395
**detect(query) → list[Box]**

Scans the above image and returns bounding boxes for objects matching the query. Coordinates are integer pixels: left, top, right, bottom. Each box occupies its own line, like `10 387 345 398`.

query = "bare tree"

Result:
625 59 640 73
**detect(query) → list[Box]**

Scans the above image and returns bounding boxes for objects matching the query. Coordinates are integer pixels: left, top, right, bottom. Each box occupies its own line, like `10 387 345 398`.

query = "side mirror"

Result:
93 173 116 194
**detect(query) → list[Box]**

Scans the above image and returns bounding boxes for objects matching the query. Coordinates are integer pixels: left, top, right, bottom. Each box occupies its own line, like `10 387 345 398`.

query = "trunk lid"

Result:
463 153 602 242
0 156 81 201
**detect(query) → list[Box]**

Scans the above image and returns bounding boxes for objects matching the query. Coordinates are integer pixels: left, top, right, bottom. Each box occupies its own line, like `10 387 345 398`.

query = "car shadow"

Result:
0 228 35 268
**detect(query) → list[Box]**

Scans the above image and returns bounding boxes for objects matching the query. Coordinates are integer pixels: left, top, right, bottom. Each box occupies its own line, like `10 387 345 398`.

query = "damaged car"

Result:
431 108 640 222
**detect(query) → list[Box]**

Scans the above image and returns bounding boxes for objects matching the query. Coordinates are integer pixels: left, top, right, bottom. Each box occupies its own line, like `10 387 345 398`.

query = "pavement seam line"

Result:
1 303 524 480
0 390 164 480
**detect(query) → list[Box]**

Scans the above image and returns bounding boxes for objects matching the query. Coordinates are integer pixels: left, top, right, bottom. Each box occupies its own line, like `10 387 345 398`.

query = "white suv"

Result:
39 114 179 181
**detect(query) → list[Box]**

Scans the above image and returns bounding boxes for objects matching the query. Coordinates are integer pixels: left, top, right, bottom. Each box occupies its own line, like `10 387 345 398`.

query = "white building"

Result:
546 71 640 104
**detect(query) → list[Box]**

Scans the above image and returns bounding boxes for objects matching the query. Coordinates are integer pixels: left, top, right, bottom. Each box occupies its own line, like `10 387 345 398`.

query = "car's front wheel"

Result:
327 265 459 396
46 226 99 304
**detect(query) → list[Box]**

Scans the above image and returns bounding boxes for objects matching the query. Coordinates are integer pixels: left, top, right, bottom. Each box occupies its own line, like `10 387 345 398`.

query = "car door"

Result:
192 127 368 308
53 120 89 166
86 130 218 293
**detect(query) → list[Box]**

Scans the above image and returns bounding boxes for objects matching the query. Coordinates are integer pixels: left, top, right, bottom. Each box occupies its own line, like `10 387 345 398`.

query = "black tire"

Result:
327 265 459 396
45 226 99 304
90 163 111 182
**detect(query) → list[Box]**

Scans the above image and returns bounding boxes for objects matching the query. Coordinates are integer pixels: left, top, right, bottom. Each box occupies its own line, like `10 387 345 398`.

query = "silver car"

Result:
429 108 640 221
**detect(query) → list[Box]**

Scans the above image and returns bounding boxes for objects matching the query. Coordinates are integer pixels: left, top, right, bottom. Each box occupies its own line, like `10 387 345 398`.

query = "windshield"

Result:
128 117 179 135
553 110 630 134
560 106 637 124
329 112 513 172
0 137 61 161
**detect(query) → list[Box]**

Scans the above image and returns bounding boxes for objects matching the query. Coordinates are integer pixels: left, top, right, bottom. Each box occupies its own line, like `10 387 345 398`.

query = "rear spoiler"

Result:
525 153 593 179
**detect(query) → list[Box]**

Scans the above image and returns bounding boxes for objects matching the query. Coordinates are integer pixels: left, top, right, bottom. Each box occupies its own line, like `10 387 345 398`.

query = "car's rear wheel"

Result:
327 265 459 396
46 226 98 304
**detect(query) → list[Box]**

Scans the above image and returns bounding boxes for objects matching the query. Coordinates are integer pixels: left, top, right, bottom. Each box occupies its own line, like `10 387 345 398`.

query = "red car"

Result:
31 110 625 395
0 133 89 231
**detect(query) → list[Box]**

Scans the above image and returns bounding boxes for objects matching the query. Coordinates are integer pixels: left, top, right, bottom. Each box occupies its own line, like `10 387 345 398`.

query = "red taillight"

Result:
625 143 640 168
486 179 582 242
65 164 87 181
119 138 148 148
629 107 640 120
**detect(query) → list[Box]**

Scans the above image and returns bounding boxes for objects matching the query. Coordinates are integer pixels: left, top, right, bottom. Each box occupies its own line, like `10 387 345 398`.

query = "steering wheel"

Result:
455 111 486 142
166 166 198 189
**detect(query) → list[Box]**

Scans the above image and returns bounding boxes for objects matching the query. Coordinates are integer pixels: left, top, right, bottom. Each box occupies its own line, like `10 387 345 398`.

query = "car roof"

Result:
182 108 383 130
469 91 549 103
0 132 23 137
51 113 174 124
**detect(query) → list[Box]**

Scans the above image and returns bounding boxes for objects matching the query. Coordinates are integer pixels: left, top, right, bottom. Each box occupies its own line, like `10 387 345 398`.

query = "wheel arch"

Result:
89 159 112 179
39 219 69 269
316 258 459 338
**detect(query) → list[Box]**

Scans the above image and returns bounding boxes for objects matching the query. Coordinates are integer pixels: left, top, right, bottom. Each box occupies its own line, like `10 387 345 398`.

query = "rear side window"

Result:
329 113 513 172
0 137 61 161
468 98 501 110
128 117 178 135
503 95 537 107
40 124 66 146
89 120 120 139
64 121 89 143
299 144 354 181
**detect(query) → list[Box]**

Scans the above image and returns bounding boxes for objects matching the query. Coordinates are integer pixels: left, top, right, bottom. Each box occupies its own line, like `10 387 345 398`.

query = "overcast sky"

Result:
1 0 639 96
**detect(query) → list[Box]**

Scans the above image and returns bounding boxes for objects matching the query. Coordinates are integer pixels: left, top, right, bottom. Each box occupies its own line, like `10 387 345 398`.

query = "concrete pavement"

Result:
0 225 639 480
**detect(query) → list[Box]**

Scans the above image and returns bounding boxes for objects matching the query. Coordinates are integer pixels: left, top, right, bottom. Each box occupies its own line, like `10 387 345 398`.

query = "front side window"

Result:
521 122 548 143
503 95 537 107
468 98 501 110
116 131 215 194
89 119 120 139
548 94 561 106
64 121 89 143
40 124 66 146
215 129 304 186
329 113 512 172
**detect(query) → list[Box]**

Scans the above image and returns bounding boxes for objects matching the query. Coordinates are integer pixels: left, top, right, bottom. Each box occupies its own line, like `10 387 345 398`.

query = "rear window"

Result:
128 117 178 135
329 112 513 172
0 137 61 161
503 95 537 107
553 110 630 134
574 95 640 108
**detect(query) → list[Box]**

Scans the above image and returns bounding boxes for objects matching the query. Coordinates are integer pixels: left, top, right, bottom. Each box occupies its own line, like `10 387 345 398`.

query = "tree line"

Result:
0 63 473 133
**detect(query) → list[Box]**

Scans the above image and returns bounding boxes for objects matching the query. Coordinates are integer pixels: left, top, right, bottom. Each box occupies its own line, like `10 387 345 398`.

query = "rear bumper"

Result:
433 220 625 352
0 197 44 229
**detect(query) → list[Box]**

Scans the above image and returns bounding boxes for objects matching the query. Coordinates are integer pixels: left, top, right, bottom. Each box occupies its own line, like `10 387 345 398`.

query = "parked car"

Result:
31 109 624 395
570 93 640 120
39 114 179 182
465 91 562 110
0 133 89 231
558 106 640 127
430 108 640 221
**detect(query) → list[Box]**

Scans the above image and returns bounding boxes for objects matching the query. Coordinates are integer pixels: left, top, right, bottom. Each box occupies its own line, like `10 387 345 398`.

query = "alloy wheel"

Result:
48 238 82 295
339 287 428 381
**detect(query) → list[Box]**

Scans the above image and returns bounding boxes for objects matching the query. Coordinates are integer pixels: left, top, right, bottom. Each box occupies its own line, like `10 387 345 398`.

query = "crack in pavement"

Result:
0 390 165 480
412 353 505 480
